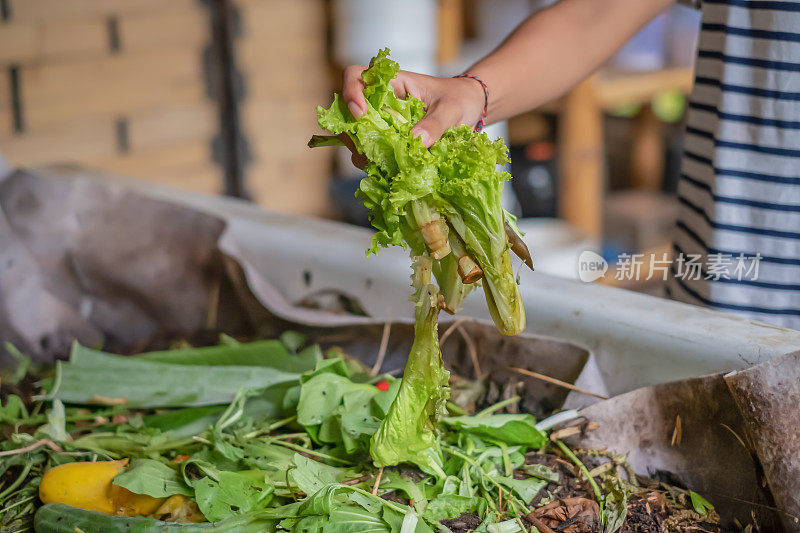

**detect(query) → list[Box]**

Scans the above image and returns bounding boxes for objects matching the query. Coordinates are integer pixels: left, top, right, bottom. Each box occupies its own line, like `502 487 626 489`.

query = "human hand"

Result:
340 66 486 168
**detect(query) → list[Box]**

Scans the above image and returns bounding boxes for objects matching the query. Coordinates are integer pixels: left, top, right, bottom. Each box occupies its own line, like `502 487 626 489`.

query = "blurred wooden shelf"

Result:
595 67 694 109
438 0 463 64
541 67 694 113
554 67 694 240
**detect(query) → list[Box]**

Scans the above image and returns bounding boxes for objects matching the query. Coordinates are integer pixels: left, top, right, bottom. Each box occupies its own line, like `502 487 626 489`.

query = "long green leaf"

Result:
53 344 303 408
136 341 319 374
442 414 546 448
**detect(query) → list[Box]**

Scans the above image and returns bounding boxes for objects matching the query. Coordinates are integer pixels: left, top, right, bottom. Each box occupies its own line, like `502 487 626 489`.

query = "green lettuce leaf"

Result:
296 369 391 455
0 394 27 425
288 454 353 497
441 414 547 448
521 463 559 483
431 127 524 334
310 48 525 334
327 503 392 533
424 494 481 521
192 469 273 522
112 459 192 498
495 476 546 504
370 284 449 477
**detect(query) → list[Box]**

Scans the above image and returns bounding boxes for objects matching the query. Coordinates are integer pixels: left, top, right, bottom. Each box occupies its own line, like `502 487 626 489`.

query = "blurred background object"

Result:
1 1 222 195
0 0 332 216
0 0 701 290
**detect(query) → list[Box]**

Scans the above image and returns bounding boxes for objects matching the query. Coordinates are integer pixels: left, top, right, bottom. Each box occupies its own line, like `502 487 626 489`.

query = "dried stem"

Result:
509 367 608 400
342 474 374 486
372 467 384 496
440 318 469 346
447 230 483 283
549 423 599 441
370 322 392 376
413 202 450 259
458 326 483 381
458 256 483 284
0 439 62 457
526 515 556 533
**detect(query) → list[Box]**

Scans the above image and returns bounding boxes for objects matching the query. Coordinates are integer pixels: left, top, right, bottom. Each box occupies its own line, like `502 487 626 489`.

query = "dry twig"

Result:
370 322 392 376
670 414 682 446
720 423 748 450
0 439 62 457
342 474 374 486
372 467 384 495
86 395 129 405
439 318 469 346
549 423 599 441
509 367 608 400
527 515 556 533
458 326 483 380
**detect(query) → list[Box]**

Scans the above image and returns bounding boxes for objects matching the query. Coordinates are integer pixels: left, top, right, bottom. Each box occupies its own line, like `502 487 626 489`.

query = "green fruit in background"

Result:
653 90 686 123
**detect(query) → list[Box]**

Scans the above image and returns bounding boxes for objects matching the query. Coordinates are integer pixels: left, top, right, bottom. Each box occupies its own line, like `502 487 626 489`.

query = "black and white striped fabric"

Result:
667 0 800 329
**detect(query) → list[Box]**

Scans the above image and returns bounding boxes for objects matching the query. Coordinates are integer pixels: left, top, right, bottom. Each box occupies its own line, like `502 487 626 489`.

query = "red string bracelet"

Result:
453 73 488 132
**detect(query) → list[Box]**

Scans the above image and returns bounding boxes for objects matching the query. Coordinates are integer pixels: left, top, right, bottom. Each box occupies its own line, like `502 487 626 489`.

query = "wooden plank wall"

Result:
233 0 333 216
0 0 222 195
0 0 335 215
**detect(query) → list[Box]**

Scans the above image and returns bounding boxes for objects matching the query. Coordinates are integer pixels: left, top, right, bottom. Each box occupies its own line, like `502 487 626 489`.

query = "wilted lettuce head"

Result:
310 49 526 336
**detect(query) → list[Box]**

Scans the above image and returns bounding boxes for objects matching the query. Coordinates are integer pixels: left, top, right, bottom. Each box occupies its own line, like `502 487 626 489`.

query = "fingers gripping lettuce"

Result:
309 49 528 334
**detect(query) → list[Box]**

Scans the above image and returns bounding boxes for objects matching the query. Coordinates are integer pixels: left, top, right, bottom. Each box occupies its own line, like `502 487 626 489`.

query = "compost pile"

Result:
1 336 722 532
0 49 724 532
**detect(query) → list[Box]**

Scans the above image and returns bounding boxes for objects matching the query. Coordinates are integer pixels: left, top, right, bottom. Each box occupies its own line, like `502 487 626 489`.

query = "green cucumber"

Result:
34 503 276 533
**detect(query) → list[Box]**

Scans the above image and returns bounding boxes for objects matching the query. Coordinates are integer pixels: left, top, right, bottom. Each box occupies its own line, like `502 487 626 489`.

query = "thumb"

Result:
411 101 461 148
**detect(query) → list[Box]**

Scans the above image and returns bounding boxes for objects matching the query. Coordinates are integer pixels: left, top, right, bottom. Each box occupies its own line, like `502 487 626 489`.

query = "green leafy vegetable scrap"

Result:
370 282 449 477
309 49 534 477
309 48 529 334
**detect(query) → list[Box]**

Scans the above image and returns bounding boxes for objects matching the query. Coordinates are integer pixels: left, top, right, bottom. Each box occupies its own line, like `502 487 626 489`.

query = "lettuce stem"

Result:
411 201 451 260
448 229 483 284
476 396 521 417
554 439 604 511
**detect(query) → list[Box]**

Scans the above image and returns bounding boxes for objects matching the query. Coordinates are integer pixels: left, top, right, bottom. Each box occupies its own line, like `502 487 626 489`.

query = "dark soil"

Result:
622 492 668 533
381 450 726 533
0 372 38 406
617 488 726 532
442 512 483 532
381 490 410 506
527 452 594 506
437 452 726 533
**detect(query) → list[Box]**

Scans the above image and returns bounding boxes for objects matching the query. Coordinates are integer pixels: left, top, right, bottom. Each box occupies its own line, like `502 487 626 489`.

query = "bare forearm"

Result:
341 0 672 148
469 0 673 124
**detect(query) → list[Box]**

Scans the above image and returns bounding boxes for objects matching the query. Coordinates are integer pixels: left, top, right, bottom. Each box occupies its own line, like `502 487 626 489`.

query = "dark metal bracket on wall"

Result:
202 0 251 199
